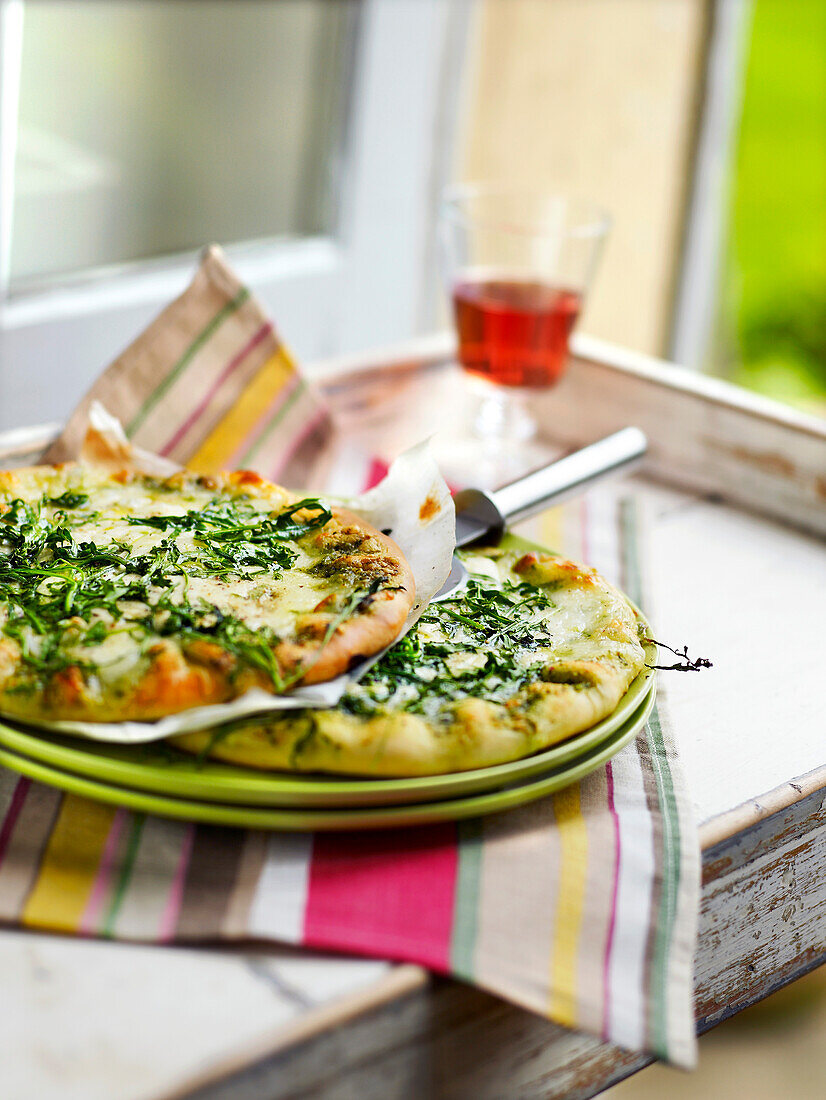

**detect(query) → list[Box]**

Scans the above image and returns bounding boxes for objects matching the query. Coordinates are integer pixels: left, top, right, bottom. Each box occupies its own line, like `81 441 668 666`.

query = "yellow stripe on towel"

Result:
22 796 117 932
186 348 297 474
548 783 588 1027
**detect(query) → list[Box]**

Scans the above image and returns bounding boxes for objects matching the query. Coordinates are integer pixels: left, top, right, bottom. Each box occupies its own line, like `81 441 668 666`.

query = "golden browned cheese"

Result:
0 464 414 722
172 548 648 777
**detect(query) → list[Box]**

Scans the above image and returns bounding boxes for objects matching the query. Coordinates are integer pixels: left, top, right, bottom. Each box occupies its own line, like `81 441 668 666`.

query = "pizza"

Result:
172 547 647 776
0 464 414 723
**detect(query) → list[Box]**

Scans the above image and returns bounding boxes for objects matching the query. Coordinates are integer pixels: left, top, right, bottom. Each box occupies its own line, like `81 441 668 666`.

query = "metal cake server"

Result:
434 426 648 601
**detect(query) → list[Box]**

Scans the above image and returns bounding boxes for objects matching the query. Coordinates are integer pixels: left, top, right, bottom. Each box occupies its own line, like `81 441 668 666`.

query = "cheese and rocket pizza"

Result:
0 464 414 723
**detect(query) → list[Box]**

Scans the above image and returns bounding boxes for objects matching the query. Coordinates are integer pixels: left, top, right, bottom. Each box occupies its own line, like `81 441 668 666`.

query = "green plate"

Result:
0 686 655 831
0 649 655 809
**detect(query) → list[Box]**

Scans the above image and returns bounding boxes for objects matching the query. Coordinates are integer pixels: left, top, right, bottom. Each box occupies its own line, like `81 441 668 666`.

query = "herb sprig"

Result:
644 639 713 672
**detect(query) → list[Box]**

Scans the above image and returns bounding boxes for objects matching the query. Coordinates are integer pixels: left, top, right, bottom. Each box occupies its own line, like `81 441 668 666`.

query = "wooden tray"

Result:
1 334 824 1100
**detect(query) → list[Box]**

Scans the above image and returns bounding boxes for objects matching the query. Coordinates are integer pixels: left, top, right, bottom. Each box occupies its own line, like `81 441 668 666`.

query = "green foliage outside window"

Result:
716 0 826 412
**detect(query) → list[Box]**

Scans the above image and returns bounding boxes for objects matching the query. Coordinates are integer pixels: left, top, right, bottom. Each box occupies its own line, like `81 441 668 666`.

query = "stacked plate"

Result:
0 639 656 830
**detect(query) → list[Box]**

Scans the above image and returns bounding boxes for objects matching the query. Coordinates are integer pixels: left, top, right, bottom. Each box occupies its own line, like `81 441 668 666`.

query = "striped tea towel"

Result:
0 248 699 1066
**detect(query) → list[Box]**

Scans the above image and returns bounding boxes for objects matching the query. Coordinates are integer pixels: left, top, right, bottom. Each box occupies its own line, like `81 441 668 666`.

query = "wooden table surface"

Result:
1 336 824 1100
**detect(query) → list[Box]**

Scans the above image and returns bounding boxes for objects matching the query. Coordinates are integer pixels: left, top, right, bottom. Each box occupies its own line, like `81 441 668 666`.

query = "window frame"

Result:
0 0 472 430
668 0 753 371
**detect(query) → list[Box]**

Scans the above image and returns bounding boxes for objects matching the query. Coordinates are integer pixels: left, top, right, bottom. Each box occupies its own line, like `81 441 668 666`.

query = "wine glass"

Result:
438 184 610 483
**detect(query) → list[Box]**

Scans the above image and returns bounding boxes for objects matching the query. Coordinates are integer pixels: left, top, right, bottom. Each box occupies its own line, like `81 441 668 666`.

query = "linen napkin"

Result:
0 248 699 1067
43 245 335 488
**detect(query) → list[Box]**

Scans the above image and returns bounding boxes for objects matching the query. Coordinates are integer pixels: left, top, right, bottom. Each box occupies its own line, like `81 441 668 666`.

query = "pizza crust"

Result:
172 548 648 776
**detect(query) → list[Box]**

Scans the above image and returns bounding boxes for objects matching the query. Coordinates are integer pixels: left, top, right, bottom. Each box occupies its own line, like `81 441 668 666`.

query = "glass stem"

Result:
473 388 538 446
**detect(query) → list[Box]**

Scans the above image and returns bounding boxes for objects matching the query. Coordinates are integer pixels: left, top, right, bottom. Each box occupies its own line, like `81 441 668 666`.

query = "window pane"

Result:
11 0 354 287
